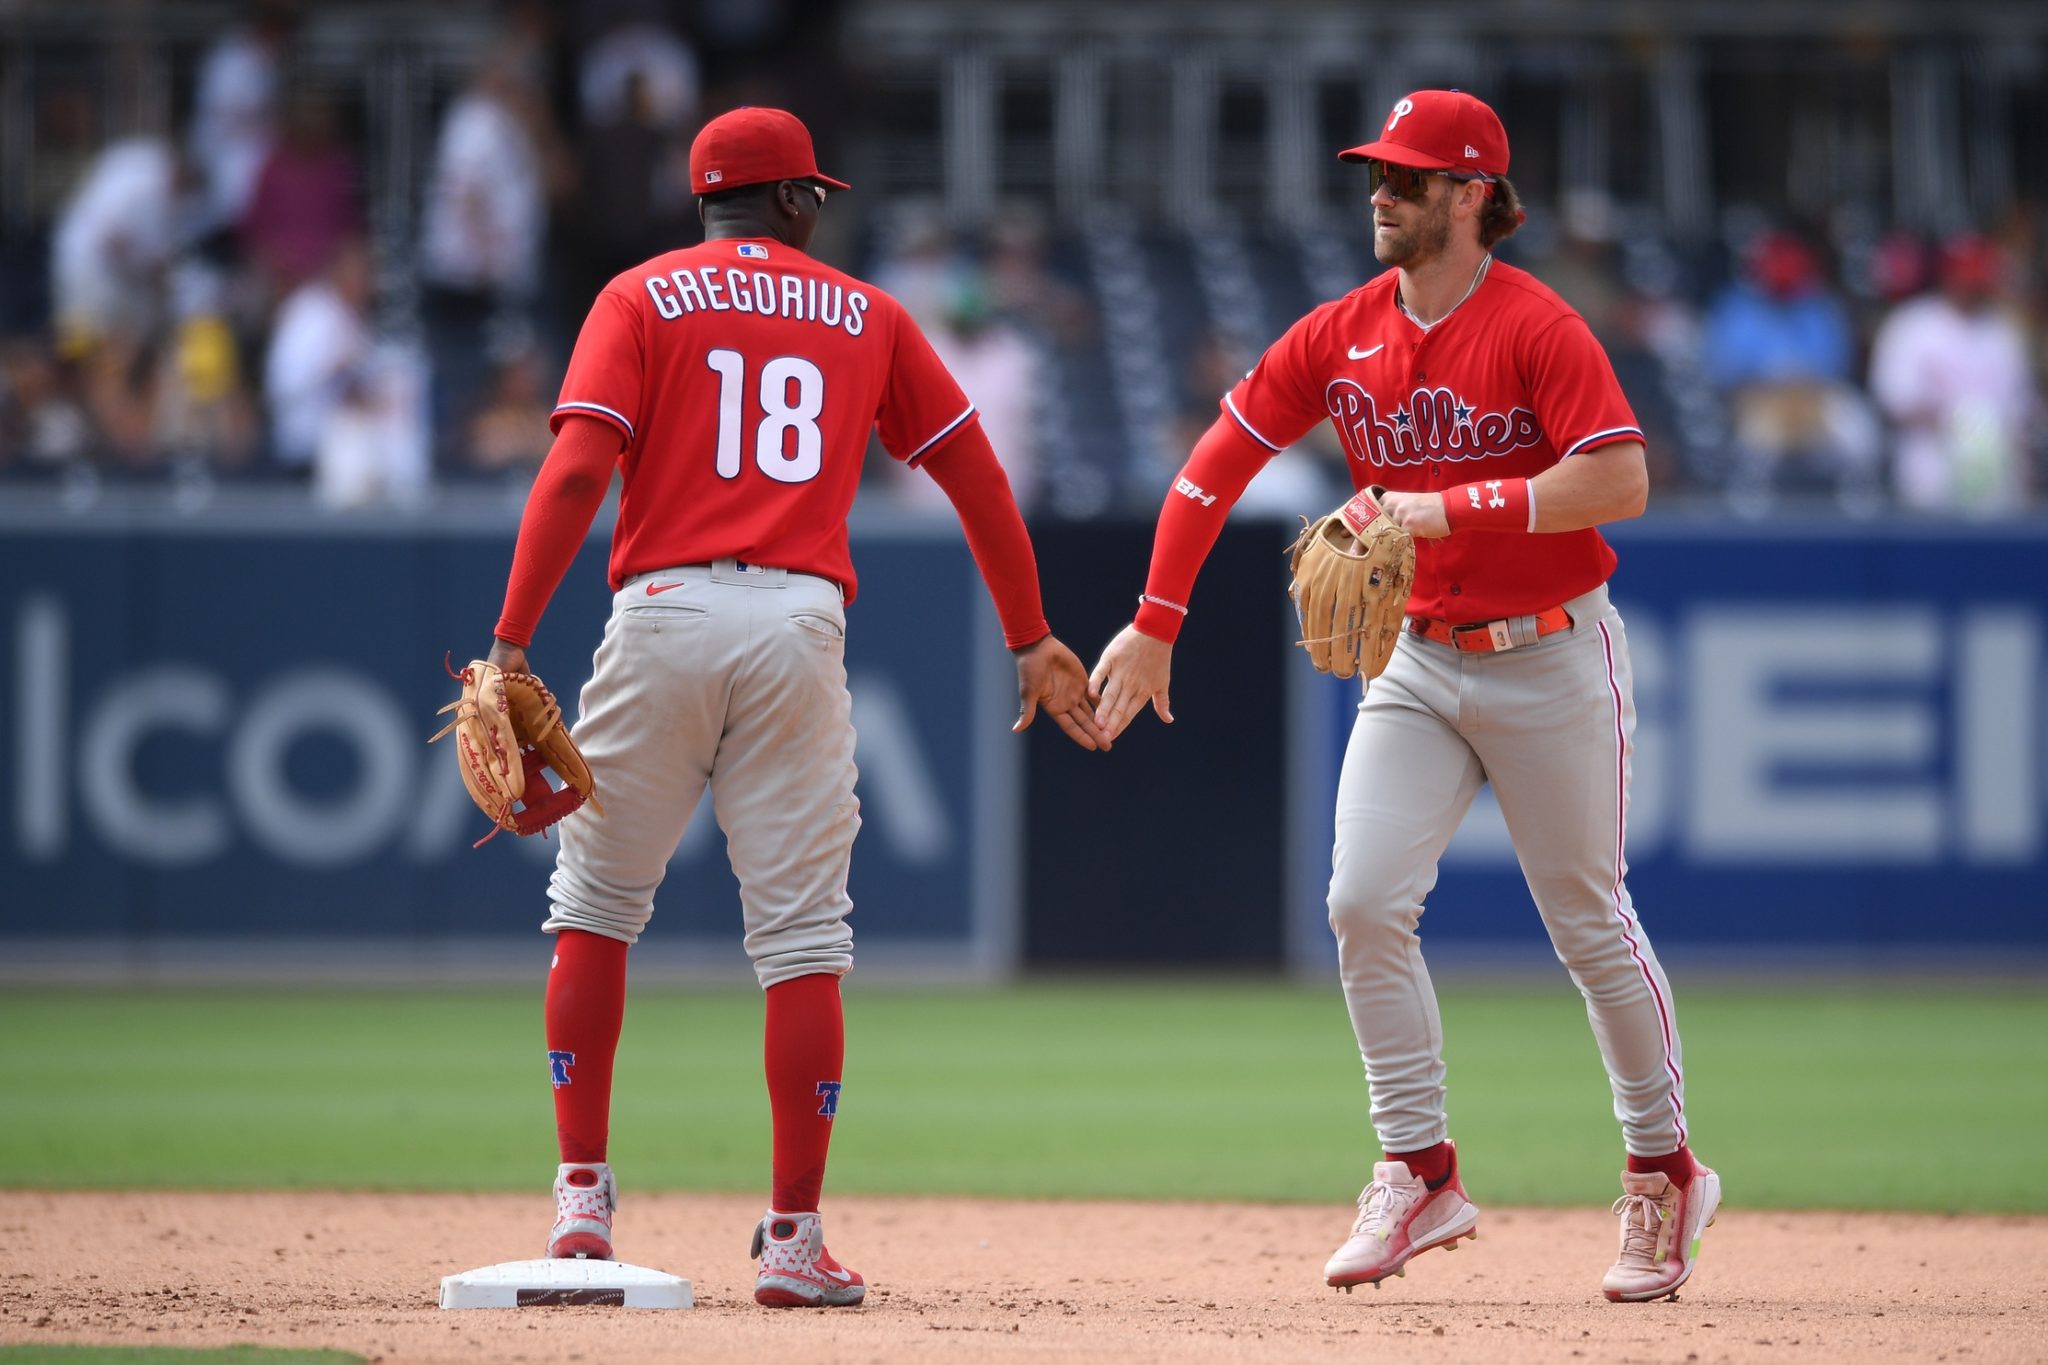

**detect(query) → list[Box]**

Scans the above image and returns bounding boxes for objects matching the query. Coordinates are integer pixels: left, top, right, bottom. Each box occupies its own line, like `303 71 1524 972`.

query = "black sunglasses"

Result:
796 181 828 208
1366 160 1492 203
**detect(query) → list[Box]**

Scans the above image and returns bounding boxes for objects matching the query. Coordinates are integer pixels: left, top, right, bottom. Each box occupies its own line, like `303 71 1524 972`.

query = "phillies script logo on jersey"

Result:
1324 380 1543 469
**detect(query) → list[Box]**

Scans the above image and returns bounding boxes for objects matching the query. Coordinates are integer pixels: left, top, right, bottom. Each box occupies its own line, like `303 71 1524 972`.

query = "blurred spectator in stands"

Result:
78 330 163 472
878 274 1044 515
1702 230 1880 510
417 45 557 448
50 135 202 357
1173 327 1343 517
581 10 699 135
1538 193 1626 338
265 238 426 507
870 217 960 331
239 90 362 301
266 237 373 473
1602 293 1692 497
0 338 93 476
1869 234 2040 513
566 64 697 309
984 216 1094 347
155 261 259 477
189 0 295 233
461 336 557 481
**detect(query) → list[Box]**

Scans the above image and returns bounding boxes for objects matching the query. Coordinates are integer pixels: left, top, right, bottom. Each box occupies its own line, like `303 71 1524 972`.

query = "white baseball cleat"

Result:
751 1210 866 1307
547 1162 616 1260
1324 1149 1481 1290
1602 1162 1721 1302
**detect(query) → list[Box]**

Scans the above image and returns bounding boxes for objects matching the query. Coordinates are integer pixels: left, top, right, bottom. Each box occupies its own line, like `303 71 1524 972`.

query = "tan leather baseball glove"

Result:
429 658 603 845
1287 486 1417 681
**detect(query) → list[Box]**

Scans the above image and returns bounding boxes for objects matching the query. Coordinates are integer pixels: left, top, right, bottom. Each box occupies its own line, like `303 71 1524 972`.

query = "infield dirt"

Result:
1 1191 2039 1364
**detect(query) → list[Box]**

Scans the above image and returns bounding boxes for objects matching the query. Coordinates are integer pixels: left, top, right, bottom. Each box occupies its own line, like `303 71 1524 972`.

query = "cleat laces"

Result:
1611 1190 1673 1268
1351 1177 1420 1243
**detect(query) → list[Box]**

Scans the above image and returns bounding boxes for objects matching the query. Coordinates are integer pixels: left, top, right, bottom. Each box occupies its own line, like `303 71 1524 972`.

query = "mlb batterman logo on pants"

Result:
438 103 1106 1312
1089 86 1719 1303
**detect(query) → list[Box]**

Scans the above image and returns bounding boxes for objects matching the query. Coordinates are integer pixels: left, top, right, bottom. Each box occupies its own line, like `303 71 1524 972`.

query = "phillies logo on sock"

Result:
548 1050 576 1088
815 1081 842 1118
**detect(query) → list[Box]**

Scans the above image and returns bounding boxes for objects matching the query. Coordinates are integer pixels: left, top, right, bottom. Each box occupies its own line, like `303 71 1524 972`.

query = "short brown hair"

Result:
1479 176 1524 248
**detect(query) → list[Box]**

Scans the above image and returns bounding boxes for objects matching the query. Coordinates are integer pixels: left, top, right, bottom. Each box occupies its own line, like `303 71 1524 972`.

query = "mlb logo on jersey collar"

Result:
738 243 770 260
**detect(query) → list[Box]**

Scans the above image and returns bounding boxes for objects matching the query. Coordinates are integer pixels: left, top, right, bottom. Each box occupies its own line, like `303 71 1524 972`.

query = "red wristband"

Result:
1442 477 1533 532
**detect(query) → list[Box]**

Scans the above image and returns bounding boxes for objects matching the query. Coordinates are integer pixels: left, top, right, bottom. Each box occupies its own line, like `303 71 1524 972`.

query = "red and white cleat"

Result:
1323 1147 1481 1290
546 1162 616 1260
1602 1162 1721 1302
751 1210 866 1307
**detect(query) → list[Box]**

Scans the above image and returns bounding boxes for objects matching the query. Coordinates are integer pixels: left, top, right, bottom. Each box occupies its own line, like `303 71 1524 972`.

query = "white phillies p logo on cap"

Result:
1385 98 1415 131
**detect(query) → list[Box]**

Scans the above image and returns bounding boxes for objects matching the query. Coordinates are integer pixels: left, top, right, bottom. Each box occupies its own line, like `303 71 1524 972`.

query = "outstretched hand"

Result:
1013 635 1110 751
1088 624 1175 742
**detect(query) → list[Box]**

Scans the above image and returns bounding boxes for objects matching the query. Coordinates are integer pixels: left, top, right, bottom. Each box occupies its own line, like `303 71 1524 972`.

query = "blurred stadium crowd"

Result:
0 0 2043 520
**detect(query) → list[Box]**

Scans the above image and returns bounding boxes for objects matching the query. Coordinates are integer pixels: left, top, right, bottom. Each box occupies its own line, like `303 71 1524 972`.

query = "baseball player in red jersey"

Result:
1090 90 1718 1302
481 106 1105 1307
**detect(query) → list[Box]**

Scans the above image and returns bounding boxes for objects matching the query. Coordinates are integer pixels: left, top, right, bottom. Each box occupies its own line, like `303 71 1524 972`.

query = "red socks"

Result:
1388 1141 1455 1186
1628 1146 1698 1187
765 972 846 1214
545 945 844 1209
545 930 629 1165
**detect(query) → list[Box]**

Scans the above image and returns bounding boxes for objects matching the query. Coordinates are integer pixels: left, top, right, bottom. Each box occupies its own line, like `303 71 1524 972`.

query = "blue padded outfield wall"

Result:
0 515 1021 973
1 512 2044 970
1285 519 2048 966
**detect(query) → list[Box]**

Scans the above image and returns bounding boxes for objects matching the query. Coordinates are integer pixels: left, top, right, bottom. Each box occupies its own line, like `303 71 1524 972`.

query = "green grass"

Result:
0 1349 362 1363
1 983 2042 1213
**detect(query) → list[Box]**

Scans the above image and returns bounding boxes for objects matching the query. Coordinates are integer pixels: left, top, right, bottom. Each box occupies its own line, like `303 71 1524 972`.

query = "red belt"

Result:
1408 605 1573 653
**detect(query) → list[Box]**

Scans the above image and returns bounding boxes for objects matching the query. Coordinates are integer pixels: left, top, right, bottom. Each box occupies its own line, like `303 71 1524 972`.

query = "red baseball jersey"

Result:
1224 257 1642 621
552 238 978 600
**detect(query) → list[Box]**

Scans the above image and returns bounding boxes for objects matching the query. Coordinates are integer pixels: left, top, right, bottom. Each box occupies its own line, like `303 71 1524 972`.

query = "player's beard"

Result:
1373 190 1454 267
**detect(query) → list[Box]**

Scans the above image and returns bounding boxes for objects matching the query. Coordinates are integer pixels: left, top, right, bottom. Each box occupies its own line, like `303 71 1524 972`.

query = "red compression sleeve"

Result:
919 420 1052 649
493 416 624 646
1134 415 1276 642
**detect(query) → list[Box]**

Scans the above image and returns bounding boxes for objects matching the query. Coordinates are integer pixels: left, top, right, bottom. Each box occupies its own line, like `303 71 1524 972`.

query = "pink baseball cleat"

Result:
546 1162 616 1260
1603 1162 1721 1302
751 1210 866 1307
1324 1147 1481 1290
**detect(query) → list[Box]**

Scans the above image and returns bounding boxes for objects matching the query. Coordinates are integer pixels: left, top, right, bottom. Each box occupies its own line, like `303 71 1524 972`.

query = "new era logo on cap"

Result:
1465 145 1480 158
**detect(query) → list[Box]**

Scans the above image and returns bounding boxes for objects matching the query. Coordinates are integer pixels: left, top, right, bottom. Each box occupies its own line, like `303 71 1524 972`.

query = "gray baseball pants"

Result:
543 559 859 988
1327 583 1690 1157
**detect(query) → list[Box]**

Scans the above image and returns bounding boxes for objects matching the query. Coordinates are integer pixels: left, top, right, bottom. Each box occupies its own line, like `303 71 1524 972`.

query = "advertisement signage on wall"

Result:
0 517 1019 975
1285 522 2048 967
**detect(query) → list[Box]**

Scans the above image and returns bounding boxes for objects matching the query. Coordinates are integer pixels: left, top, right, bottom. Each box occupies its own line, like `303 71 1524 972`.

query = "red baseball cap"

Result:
1339 90 1510 178
688 106 850 195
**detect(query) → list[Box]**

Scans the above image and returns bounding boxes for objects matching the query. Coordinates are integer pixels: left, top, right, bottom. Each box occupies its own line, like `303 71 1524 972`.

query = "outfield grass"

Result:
1 983 2042 1213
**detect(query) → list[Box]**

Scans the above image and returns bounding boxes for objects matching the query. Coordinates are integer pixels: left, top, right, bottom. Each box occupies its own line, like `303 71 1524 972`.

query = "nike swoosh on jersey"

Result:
823 1266 854 1282
1348 344 1386 360
645 580 686 595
